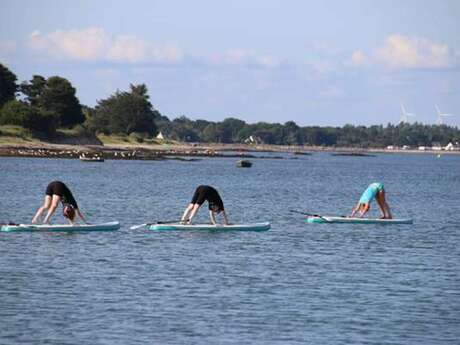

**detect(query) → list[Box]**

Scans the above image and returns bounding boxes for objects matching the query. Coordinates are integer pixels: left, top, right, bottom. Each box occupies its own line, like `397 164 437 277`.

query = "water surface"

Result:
1 153 459 344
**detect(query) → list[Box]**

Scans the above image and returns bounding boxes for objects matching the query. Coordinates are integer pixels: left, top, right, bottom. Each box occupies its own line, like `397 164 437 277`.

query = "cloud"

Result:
29 28 107 60
107 35 148 62
23 28 279 69
375 34 451 68
345 50 368 67
345 35 453 70
28 27 183 63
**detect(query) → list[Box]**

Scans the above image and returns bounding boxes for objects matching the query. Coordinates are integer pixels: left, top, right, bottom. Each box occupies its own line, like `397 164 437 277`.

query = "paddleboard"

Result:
0 221 120 232
306 216 413 224
148 222 271 231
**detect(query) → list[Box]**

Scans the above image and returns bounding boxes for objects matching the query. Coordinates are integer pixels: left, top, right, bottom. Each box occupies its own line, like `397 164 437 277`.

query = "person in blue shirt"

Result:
350 182 392 219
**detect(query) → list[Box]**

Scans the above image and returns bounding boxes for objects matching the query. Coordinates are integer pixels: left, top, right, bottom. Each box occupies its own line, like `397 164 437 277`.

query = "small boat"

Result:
236 159 252 167
1 221 120 232
148 222 270 231
79 154 104 162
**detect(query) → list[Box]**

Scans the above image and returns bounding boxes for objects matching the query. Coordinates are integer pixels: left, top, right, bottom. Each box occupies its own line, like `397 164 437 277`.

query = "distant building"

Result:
244 135 262 144
444 142 460 151
402 145 410 150
386 145 395 150
418 146 427 151
156 131 165 140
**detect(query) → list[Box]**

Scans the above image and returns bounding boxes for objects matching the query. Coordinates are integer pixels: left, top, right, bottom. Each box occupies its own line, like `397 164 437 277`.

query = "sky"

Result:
1 0 459 126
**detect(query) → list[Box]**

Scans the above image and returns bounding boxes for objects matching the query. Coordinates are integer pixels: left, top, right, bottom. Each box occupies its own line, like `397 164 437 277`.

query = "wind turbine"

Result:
435 105 454 125
400 102 415 123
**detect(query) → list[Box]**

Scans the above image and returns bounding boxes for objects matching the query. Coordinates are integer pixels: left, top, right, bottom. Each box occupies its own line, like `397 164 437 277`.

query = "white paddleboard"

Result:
149 222 271 231
0 221 120 232
306 216 413 225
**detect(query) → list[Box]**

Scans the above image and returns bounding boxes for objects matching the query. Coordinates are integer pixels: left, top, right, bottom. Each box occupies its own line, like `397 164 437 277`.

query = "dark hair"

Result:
63 205 76 220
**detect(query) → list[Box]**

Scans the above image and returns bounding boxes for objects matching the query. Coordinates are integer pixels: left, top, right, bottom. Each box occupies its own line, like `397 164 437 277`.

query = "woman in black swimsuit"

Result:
32 181 87 224
180 185 229 225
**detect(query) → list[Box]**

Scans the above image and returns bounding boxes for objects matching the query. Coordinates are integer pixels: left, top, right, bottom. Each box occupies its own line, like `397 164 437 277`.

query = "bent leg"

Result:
376 190 391 219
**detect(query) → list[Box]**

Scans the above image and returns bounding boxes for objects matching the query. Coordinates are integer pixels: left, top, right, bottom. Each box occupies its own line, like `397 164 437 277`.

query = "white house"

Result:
156 131 165 140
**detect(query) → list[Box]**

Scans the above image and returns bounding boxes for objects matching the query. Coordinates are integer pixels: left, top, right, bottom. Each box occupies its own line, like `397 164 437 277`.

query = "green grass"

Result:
97 133 178 146
0 125 180 146
0 125 39 144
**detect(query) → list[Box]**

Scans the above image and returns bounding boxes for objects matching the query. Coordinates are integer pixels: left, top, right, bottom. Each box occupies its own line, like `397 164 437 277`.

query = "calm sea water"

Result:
0 153 459 345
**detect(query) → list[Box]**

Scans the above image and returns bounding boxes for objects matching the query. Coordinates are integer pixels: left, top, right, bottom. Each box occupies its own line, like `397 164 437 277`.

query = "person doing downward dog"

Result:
350 182 392 219
181 185 229 225
32 181 87 225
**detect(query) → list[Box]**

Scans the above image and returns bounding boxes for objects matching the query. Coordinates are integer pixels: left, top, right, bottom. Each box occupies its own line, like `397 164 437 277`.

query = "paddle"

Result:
130 220 179 230
289 209 323 217
289 210 334 221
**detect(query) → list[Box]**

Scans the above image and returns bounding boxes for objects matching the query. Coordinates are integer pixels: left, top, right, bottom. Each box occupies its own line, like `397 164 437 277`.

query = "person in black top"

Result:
32 181 87 224
180 185 229 225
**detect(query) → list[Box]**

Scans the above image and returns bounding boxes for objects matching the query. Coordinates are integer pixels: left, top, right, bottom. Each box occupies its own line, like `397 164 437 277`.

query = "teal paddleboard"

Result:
149 222 270 231
306 216 413 224
0 221 120 232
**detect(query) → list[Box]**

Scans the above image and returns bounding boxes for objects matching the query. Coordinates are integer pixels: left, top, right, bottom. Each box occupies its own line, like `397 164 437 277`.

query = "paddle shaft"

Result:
289 209 337 221
289 209 322 217
130 220 179 230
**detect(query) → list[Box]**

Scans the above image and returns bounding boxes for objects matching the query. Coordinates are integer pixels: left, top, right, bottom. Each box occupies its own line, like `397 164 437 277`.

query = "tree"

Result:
20 75 84 127
0 100 57 134
284 121 300 145
220 117 247 143
0 63 17 107
39 76 84 127
19 75 46 106
90 84 157 135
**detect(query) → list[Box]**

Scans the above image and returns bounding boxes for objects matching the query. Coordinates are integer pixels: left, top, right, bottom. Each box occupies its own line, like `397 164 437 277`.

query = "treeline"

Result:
155 119 460 147
1 62 459 147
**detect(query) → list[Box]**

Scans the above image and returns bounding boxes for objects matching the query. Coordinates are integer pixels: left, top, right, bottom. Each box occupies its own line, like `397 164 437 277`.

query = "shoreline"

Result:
0 142 459 160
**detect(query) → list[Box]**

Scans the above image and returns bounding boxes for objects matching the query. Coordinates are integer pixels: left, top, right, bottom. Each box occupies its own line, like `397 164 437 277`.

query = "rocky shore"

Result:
0 142 458 161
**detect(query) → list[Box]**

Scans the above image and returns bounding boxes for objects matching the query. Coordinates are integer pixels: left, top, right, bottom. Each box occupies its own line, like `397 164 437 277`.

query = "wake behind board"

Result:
306 216 413 225
0 221 120 232
149 222 270 231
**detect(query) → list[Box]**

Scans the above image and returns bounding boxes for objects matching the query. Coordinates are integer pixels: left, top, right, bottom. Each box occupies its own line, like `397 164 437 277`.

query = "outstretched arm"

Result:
350 203 360 218
186 204 201 224
358 203 370 218
221 210 229 225
181 203 194 224
76 209 87 224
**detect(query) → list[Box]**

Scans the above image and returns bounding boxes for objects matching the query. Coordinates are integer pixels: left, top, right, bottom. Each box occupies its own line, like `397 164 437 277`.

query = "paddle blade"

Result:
129 223 147 230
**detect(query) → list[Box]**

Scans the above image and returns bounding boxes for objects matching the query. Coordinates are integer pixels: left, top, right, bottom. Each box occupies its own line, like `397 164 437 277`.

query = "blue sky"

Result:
1 0 459 126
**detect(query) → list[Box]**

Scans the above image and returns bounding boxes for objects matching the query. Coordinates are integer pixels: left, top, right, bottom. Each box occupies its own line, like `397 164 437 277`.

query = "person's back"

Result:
359 182 384 204
46 181 78 208
181 185 228 225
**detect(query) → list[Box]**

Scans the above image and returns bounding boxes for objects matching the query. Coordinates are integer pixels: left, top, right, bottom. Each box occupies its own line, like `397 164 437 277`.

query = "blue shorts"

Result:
359 183 384 204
